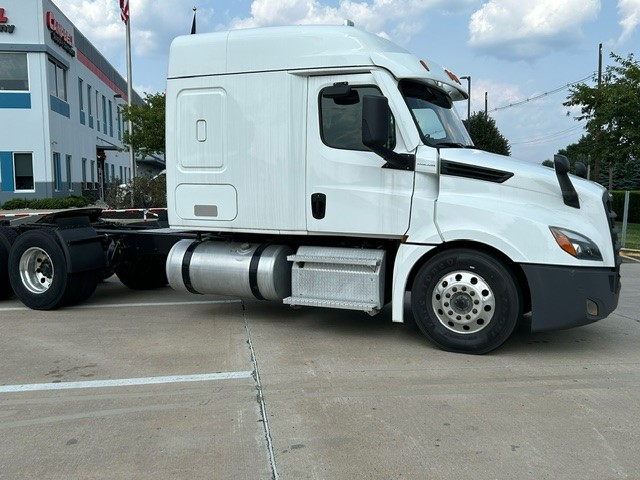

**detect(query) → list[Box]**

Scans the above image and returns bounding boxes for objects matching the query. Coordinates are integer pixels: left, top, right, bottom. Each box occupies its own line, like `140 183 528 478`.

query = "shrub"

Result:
104 175 167 209
0 196 92 210
1 198 30 210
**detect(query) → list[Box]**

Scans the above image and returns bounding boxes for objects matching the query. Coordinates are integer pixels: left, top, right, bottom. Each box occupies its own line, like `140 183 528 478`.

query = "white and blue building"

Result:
0 0 157 204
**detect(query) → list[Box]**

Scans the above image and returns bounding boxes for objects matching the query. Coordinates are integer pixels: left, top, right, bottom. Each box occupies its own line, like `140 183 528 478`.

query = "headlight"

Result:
549 227 602 260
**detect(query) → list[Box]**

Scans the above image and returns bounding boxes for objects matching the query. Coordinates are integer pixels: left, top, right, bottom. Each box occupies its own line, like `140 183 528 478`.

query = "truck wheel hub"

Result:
431 270 495 334
19 247 55 294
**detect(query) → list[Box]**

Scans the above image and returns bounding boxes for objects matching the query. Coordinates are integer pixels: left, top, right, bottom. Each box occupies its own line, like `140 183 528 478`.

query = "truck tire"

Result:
116 255 168 290
8 229 98 310
0 227 18 299
411 249 521 354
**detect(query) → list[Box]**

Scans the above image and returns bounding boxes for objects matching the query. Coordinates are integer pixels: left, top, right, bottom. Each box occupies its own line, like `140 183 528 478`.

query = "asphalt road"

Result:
0 264 639 480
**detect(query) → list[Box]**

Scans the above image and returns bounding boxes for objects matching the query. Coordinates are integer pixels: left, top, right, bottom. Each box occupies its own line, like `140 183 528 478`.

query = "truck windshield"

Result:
399 80 473 148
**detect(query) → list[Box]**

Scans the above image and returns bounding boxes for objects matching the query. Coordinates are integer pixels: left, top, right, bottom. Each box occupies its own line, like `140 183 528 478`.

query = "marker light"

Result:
549 227 603 261
444 69 461 85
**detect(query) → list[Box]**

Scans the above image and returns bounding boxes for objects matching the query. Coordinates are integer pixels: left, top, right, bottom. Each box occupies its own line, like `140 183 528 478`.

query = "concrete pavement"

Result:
0 264 639 479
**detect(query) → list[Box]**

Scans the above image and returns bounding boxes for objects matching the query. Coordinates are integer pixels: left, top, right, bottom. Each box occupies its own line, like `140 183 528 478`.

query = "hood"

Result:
438 148 607 203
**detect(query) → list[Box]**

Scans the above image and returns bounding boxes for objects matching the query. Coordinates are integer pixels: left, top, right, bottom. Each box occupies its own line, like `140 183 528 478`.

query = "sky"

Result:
54 0 640 164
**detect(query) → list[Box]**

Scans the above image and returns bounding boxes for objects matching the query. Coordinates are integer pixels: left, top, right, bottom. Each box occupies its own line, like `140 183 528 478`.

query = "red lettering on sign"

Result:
0 8 9 23
45 11 73 47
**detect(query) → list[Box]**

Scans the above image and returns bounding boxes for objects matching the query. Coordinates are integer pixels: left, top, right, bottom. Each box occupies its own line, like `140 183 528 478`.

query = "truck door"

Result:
306 74 414 236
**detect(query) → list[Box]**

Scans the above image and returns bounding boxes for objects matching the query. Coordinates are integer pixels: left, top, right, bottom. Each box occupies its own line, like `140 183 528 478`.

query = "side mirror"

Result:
362 95 390 149
362 95 414 170
574 161 587 179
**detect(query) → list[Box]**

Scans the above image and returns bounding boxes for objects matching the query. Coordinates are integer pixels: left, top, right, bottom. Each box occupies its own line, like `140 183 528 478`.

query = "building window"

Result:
78 78 85 125
90 160 95 186
111 164 115 181
104 162 109 182
14 153 34 191
102 95 107 134
108 100 114 137
96 91 100 130
66 155 72 191
53 152 62 191
47 59 67 101
78 78 84 111
82 157 87 188
0 53 29 91
119 165 123 182
87 84 94 128
117 106 122 140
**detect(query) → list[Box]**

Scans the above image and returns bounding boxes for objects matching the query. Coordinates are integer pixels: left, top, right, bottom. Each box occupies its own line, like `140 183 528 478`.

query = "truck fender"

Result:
53 220 106 274
391 243 437 323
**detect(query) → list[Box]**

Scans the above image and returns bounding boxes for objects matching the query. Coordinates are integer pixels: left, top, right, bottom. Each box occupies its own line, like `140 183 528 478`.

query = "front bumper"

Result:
522 262 621 332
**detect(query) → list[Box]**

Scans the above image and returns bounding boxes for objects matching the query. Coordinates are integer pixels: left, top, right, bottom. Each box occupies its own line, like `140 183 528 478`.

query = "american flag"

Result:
119 0 129 24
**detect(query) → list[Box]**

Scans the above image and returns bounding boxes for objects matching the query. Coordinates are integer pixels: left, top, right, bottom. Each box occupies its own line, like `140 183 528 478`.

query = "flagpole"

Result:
125 8 135 206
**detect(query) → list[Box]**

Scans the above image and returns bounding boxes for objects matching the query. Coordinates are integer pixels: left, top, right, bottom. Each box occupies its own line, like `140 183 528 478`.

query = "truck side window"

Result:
320 86 395 151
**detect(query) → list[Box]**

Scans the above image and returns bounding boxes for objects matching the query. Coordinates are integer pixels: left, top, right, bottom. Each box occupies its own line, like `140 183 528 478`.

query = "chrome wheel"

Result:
19 247 54 294
431 270 495 334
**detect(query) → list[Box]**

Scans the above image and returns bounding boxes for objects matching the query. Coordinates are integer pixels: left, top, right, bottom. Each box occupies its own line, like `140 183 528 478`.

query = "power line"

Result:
490 58 640 113
490 72 596 113
511 125 585 146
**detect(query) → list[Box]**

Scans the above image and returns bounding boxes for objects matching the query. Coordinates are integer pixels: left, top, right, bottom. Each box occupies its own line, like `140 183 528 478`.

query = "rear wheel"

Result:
411 249 521 354
0 227 18 299
8 230 98 310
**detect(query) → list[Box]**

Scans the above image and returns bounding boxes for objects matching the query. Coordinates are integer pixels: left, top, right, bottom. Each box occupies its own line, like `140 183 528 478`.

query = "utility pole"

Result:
484 91 488 116
594 42 603 184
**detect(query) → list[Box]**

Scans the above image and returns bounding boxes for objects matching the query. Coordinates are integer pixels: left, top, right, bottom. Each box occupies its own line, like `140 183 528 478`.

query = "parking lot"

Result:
0 263 639 479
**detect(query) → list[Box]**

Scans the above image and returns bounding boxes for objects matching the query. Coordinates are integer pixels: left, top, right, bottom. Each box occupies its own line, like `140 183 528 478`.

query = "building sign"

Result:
45 11 75 57
0 7 16 34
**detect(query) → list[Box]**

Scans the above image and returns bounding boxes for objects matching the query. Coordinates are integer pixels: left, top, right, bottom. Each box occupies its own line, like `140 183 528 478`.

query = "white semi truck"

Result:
0 25 621 354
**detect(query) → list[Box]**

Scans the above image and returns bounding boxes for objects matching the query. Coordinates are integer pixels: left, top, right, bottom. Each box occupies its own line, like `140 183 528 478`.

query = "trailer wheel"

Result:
116 256 168 290
411 249 521 354
0 227 18 299
8 229 97 310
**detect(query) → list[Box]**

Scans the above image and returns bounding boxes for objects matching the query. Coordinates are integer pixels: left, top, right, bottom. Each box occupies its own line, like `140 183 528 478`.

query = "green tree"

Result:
465 111 511 156
556 133 640 188
122 92 166 158
564 53 640 184
541 159 554 168
557 134 596 168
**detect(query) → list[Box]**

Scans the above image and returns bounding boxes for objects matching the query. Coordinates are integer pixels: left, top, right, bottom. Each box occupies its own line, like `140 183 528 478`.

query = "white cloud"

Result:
229 0 477 44
617 0 640 44
55 0 212 57
468 0 601 60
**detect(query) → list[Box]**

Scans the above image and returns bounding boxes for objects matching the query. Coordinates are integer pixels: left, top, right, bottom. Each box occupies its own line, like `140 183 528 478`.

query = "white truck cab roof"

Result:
168 25 468 101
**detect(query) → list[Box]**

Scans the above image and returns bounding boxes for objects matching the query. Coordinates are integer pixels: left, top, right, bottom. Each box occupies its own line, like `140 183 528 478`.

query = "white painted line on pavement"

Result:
72 299 242 309
0 371 254 394
0 299 241 312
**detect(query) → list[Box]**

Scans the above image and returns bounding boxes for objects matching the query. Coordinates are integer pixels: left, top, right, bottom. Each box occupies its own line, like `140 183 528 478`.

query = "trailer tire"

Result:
0 227 18 299
7 229 97 310
62 271 99 306
411 249 521 354
116 256 168 290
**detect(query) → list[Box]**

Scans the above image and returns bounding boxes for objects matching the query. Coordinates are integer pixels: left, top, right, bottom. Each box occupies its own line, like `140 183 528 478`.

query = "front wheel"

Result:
411 249 521 354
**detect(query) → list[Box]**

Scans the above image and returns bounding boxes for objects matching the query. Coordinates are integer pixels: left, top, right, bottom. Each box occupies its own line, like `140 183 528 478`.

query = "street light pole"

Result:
460 75 471 121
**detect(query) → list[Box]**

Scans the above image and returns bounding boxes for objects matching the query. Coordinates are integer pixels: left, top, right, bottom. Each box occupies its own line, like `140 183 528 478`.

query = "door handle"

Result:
311 193 326 219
